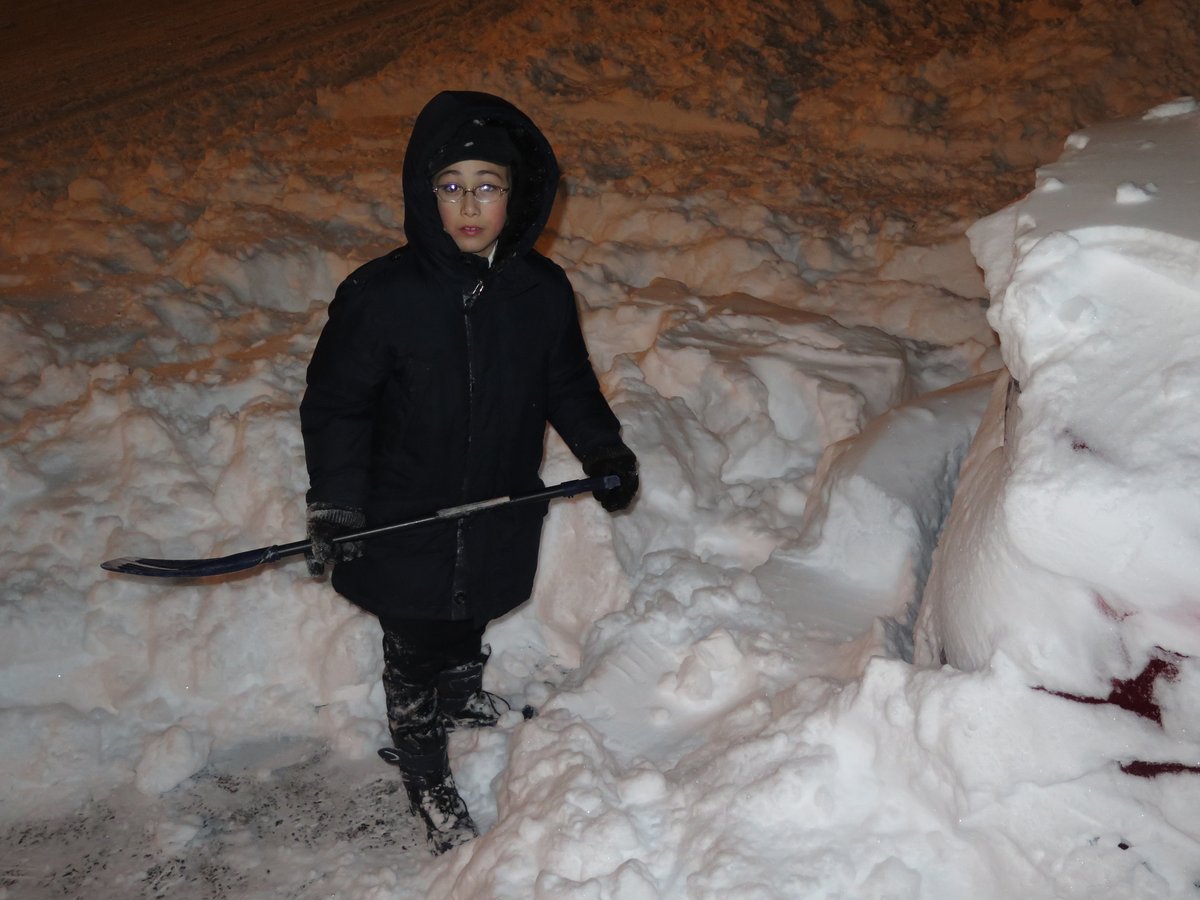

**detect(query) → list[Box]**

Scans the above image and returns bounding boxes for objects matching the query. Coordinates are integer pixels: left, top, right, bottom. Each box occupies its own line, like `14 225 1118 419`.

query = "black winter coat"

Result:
301 91 626 624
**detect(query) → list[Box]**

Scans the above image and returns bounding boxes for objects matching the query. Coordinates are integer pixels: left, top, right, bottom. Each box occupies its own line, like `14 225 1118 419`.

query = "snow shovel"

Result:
100 475 618 579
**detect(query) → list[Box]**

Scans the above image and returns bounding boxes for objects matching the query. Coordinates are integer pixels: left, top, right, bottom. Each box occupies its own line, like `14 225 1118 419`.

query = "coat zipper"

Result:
461 278 484 491
451 278 485 618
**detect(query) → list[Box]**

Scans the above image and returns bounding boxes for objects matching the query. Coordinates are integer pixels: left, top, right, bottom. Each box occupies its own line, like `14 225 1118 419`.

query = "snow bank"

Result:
0 83 982 825
6 0 1200 895
918 100 1200 720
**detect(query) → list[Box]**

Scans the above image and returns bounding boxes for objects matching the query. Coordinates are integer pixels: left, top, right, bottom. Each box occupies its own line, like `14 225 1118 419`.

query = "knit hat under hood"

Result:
427 119 520 175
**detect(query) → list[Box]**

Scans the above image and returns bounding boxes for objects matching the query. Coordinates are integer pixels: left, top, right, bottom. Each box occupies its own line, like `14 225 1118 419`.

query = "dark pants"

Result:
379 616 485 772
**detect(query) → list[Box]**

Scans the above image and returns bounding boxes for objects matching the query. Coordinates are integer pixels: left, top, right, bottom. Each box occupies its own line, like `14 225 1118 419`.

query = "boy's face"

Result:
433 160 510 258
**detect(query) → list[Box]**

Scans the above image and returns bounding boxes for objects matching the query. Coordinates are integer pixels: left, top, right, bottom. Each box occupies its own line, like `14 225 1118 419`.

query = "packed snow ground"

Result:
2 1 1200 898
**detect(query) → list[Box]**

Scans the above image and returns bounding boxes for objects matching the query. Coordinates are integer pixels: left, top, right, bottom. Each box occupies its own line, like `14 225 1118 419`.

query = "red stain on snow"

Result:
1106 654 1181 724
1038 651 1180 724
1035 650 1196 778
1119 760 1200 777
1094 594 1132 622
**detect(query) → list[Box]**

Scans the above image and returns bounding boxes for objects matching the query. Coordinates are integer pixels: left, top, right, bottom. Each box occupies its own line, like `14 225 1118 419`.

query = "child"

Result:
299 91 638 854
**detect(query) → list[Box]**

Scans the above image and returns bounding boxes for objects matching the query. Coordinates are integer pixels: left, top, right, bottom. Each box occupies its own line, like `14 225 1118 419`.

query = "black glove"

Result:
582 445 639 513
305 502 366 576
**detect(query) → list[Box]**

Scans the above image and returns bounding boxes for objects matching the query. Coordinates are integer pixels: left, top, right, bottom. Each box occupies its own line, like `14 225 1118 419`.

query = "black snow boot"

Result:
379 729 478 855
438 650 511 730
380 634 478 854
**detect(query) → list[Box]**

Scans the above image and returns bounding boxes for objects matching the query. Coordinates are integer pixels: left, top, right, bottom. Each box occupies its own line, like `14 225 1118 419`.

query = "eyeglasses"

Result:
432 182 510 205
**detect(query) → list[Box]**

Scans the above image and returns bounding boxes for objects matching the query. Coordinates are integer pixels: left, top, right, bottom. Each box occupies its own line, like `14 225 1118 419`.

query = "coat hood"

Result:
402 91 561 275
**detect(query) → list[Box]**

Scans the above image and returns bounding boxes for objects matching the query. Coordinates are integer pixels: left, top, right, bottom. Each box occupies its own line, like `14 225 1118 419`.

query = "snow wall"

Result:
916 99 1200 722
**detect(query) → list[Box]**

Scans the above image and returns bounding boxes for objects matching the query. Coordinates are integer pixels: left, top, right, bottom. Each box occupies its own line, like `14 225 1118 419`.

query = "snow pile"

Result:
918 98 1200 702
